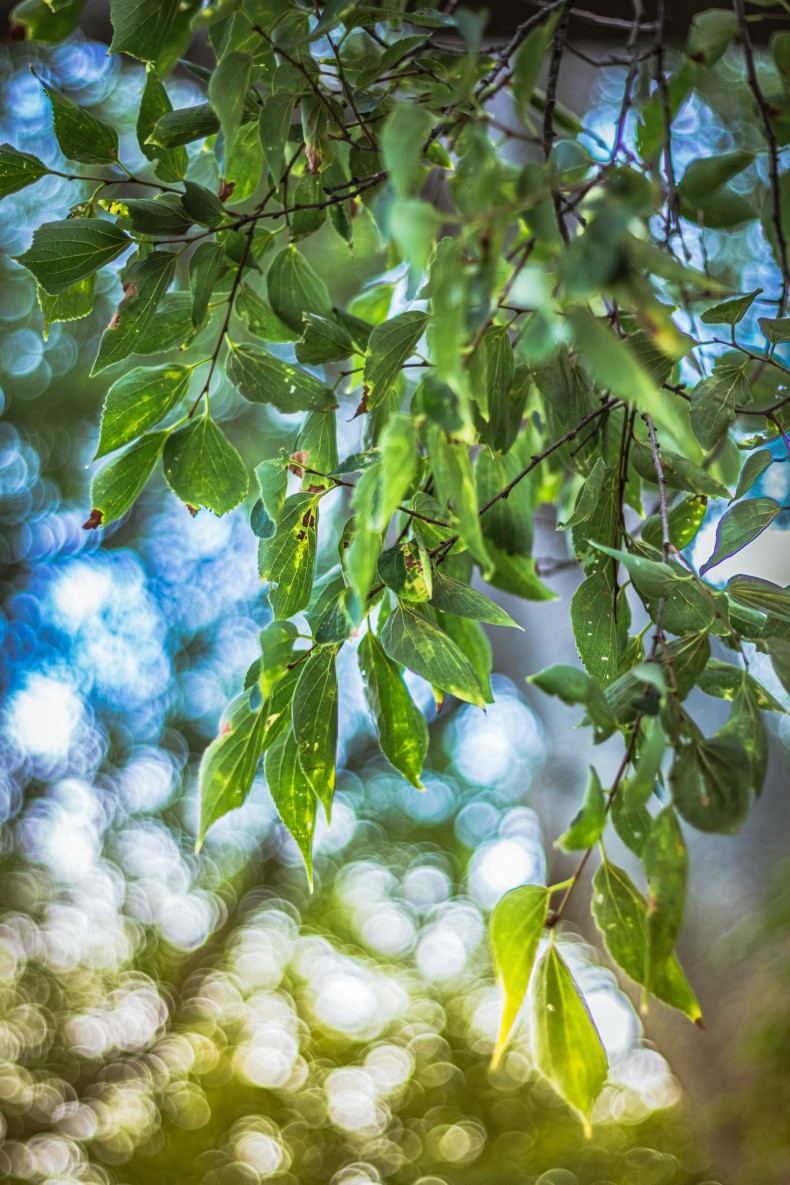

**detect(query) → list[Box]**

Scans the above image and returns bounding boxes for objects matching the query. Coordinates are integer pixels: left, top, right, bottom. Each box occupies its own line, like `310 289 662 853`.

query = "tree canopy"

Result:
5 0 790 1134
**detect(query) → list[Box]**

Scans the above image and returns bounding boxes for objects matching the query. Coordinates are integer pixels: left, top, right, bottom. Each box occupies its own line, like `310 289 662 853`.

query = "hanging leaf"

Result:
88 430 168 527
570 573 619 688
699 288 761 326
197 695 266 848
267 245 332 332
363 311 429 408
96 365 189 458
643 806 688 991
163 415 249 515
15 218 132 296
227 342 336 412
259 492 320 619
92 251 177 374
731 451 774 503
109 0 179 61
0 143 49 197
532 943 608 1136
556 767 606 852
37 74 118 163
672 734 751 833
380 603 488 708
591 861 701 1022
264 726 317 885
489 884 549 1066
358 630 428 789
292 645 339 820
429 570 521 628
700 498 782 575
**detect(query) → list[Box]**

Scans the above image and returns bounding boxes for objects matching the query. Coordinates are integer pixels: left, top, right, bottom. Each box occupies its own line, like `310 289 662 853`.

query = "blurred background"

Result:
2 10 790 1185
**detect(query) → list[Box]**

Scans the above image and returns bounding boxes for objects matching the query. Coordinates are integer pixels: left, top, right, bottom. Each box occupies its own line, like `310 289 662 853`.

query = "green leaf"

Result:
569 308 696 456
37 75 118 163
767 636 790 698
630 439 729 499
428 427 491 574
267 245 332 333
137 66 188 182
197 695 266 847
209 50 251 158
110 0 179 61
189 241 225 329
528 664 617 739
731 451 774 503
389 197 440 274
672 734 751 834
570 572 618 689
698 658 786 713
623 717 666 810
15 218 132 297
260 492 320 619
726 574 790 622
380 102 433 198
562 459 606 530
571 467 620 576
511 15 557 120
678 152 754 205
258 92 296 188
486 548 557 602
556 767 606 852
690 364 750 450
532 944 608 1136
700 498 782 575
147 103 220 148
88 430 167 527
435 611 494 703
642 494 707 552
11 0 85 41
36 275 94 339
227 342 336 413
687 8 738 65
236 284 297 343
163 415 248 515
182 181 229 228
722 683 769 796
591 861 701 1022
605 662 666 724
96 364 189 458
295 313 354 365
264 725 317 885
380 603 487 708
489 884 549 1067
476 444 533 557
379 541 433 603
0 143 48 197
92 251 177 374
611 796 653 857
295 409 338 487
658 633 710 700
592 544 683 599
469 324 518 436
255 457 288 526
643 807 687 991
429 570 521 628
699 288 761 326
363 311 429 408
292 645 339 820
357 630 428 789
758 316 790 344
